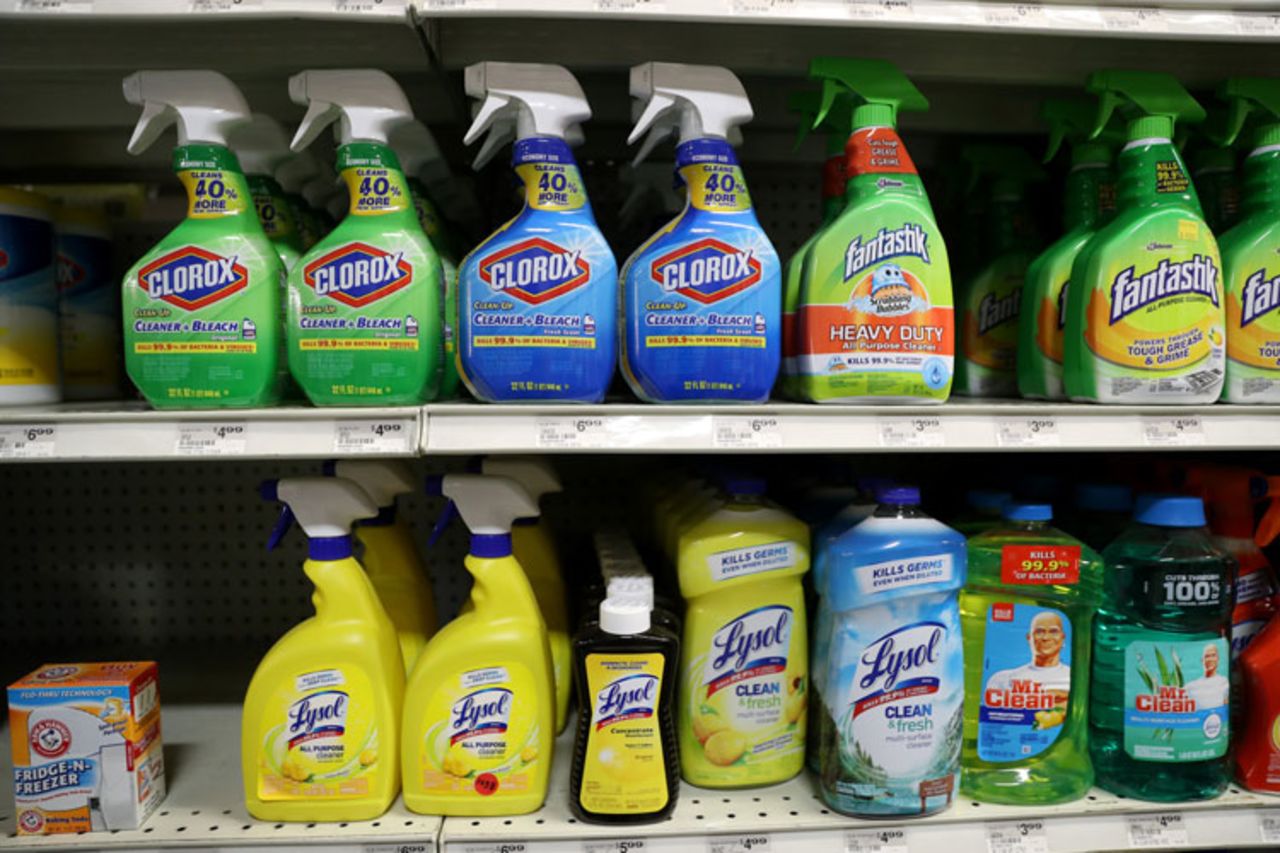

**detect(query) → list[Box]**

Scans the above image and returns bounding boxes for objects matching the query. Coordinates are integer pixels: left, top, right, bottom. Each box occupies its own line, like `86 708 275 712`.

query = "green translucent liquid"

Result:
1089 524 1234 801
961 521 1103 804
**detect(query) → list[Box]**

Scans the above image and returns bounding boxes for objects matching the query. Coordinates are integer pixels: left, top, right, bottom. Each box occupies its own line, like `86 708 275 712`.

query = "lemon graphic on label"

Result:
704 729 747 766
442 743 474 778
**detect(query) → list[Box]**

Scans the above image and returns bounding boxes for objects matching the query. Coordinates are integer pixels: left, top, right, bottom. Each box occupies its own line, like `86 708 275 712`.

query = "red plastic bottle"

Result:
1235 616 1280 791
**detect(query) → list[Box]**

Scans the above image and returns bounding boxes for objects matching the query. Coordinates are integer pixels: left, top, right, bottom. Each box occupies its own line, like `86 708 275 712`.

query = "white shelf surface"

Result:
0 703 440 851
421 400 1280 454
0 402 421 461
413 0 1280 40
440 720 1280 852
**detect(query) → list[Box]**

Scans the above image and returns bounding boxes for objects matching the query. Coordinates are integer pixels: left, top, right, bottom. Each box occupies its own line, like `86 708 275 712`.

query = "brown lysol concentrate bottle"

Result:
570 597 680 823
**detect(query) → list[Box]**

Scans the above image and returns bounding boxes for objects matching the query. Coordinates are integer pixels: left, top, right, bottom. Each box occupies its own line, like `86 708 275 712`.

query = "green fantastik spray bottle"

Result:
392 119 463 399
779 90 851 401
286 69 443 406
1018 100 1117 400
955 145 1044 398
1190 111 1241 235
1213 78 1280 403
120 70 282 409
1063 71 1226 404
232 115 306 271
796 58 954 403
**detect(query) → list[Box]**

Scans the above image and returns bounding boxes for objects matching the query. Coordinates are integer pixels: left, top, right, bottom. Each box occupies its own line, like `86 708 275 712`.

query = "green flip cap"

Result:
1214 78 1280 149
1041 98 1116 165
1086 70 1205 143
788 89 853 154
808 57 928 131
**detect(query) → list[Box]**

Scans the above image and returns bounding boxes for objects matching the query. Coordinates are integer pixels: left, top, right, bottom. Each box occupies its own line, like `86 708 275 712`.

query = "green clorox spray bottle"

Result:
232 115 306 272
1213 78 1280 403
955 144 1044 397
287 69 443 406
1063 71 1225 404
1018 100 1118 400
120 70 283 409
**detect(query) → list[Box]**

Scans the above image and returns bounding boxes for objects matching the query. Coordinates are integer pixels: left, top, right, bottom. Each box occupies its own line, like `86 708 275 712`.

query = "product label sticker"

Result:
978 604 1071 762
178 168 249 219
853 553 955 594
1123 637 1229 762
1236 568 1276 605
580 653 668 815
706 542 797 582
999 545 1081 585
256 666 377 800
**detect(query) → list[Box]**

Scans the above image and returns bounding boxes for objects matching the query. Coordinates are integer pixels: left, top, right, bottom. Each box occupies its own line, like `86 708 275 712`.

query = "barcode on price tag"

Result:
176 422 247 456
334 0 385 11
1238 13 1280 34
1101 7 1167 31
333 420 413 454
1126 813 1187 847
708 836 771 853
845 0 913 19
190 0 262 10
456 843 530 853
879 416 945 447
596 0 663 9
996 417 1060 447
1142 415 1205 446
732 0 792 12
1258 812 1280 842
364 844 432 853
985 820 1049 853
585 840 647 853
15 0 93 11
0 425 57 459
712 416 782 449
846 827 909 853
982 3 1045 26
536 416 610 449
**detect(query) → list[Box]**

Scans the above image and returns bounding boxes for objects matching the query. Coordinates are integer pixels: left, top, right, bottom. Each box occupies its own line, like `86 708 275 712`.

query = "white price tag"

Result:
332 420 413 454
712 416 782 449
982 3 1044 26
1259 812 1280 843
879 416 944 448
732 0 793 12
364 845 432 853
175 422 247 456
1237 13 1280 34
456 844 529 853
189 0 261 10
986 820 1050 853
419 0 477 7
333 0 386 11
1141 415 1205 446
0 425 57 459
595 0 663 9
846 827 909 853
995 417 1060 447
845 0 913 19
1101 7 1166 31
536 416 610 449
708 836 771 853
1126 813 1188 848
15 0 92 11
585 841 647 853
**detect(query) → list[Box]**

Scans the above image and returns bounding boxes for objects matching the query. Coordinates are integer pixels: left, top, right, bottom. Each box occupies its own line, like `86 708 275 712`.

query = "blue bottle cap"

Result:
1134 493 1207 528
1076 483 1134 513
967 489 1012 513
877 485 921 505
724 476 767 497
1004 502 1053 522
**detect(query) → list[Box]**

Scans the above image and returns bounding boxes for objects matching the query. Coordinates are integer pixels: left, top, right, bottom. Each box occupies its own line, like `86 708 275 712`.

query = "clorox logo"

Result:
650 238 761 305
57 253 85 292
479 238 589 305
138 246 247 310
304 242 413 308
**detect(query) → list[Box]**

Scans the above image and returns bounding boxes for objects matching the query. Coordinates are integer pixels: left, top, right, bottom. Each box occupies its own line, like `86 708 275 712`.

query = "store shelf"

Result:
0 402 420 461
421 400 1280 454
0 0 406 19
440 721 1280 852
0 704 440 851
413 0 1280 41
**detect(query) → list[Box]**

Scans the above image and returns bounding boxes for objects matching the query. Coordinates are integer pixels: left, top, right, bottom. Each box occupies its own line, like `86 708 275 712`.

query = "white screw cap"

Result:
600 597 651 636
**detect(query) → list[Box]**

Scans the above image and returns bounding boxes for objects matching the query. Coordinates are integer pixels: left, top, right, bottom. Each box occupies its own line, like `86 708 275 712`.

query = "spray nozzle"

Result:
1041 98 1118 164
229 114 295 178
480 456 561 505
122 70 251 154
1213 77 1280 149
324 460 415 510
464 61 590 158
1086 70 1205 143
788 89 853 153
627 62 752 157
807 57 928 132
425 473 538 558
275 149 320 194
390 119 450 187
260 477 377 553
288 69 415 151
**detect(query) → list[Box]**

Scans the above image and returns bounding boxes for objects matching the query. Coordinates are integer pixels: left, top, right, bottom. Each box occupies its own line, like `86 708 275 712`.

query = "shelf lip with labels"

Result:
0 0 407 19
420 400 1280 454
0 402 421 461
410 0 1280 41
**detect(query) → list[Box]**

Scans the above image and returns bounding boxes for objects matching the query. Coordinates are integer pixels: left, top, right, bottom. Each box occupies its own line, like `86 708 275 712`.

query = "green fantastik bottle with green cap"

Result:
120 70 283 409
1062 71 1225 404
286 69 443 406
1018 100 1117 400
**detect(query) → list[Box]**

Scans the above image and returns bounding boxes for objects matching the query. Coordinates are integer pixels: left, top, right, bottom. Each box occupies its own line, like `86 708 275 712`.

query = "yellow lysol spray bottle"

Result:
326 459 438 672
403 474 554 816
244 477 404 821
481 456 572 734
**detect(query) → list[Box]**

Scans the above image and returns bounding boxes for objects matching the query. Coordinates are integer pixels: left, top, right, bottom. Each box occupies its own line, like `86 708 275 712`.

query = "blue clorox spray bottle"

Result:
457 62 617 403
620 63 781 403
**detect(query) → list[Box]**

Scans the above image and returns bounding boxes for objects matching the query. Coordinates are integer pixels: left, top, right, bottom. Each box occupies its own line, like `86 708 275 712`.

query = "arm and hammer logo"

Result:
139 246 248 310
304 242 413 308
649 238 762 304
